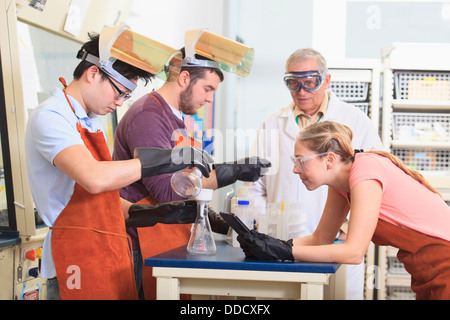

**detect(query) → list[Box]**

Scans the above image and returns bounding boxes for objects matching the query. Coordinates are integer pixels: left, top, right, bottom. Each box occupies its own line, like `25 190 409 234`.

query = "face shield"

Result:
284 70 327 93
77 25 182 91
182 29 254 78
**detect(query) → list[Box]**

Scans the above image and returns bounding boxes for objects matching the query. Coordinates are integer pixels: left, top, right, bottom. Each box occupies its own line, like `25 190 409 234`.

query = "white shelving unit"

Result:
328 61 381 300
384 247 416 300
328 60 381 133
379 43 450 300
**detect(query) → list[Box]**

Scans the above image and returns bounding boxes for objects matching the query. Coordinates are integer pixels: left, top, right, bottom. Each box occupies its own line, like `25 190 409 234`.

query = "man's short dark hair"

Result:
180 47 224 84
73 33 154 85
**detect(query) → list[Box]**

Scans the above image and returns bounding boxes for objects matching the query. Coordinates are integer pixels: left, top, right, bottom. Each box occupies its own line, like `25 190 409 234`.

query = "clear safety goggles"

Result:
183 29 254 78
284 70 327 93
78 25 182 91
290 152 327 173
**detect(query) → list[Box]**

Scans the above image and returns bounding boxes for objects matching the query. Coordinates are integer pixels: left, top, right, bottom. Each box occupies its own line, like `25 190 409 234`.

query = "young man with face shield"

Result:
25 27 215 300
113 29 270 299
246 48 383 299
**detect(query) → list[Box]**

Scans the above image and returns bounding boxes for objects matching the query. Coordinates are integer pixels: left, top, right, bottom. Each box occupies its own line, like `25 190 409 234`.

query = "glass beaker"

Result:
171 167 202 198
187 189 216 255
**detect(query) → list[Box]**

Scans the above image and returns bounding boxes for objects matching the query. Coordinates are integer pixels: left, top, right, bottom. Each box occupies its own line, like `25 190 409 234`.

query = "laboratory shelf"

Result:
391 141 450 149
386 275 412 287
379 43 450 300
328 62 381 133
392 100 450 111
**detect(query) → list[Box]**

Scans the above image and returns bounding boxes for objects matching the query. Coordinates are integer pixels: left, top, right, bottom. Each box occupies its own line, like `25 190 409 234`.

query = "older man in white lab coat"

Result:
247 48 384 300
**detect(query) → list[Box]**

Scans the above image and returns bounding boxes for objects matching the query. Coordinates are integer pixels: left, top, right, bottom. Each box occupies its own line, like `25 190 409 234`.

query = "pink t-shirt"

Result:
338 153 450 242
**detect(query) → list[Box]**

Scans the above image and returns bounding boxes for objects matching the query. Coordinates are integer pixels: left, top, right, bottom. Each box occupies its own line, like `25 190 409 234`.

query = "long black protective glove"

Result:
134 146 214 178
208 208 229 235
126 200 229 234
213 157 271 188
237 230 295 261
126 200 197 228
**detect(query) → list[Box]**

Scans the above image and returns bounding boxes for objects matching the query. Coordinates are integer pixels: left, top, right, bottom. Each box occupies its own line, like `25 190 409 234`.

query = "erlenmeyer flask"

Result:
187 189 216 255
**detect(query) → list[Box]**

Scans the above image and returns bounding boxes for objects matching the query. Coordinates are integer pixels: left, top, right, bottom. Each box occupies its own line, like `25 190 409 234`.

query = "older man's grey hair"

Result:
285 48 328 74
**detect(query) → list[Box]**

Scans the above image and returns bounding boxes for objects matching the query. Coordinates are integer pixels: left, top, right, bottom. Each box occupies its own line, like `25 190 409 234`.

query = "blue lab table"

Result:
145 239 346 300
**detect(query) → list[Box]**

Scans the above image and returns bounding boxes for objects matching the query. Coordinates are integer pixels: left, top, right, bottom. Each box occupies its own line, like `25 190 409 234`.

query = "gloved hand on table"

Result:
237 229 295 261
126 200 197 228
134 146 214 178
213 157 271 188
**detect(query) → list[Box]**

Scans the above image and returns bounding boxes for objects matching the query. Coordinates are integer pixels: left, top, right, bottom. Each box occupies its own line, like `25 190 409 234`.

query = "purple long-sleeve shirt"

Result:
113 92 187 249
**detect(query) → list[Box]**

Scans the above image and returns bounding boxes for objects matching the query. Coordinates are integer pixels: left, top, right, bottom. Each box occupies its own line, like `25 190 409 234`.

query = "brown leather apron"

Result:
137 93 200 300
51 80 137 300
372 218 450 300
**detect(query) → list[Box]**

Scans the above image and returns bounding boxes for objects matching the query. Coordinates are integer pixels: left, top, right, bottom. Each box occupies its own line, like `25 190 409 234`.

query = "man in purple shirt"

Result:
114 46 269 299
114 59 223 205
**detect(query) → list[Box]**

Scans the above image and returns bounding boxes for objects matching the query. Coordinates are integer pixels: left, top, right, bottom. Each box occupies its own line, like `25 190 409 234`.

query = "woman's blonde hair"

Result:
297 121 441 196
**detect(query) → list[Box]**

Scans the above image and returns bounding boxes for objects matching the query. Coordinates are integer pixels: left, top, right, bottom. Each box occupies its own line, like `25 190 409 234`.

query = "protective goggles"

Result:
78 25 182 91
183 29 254 78
284 70 327 93
290 153 327 173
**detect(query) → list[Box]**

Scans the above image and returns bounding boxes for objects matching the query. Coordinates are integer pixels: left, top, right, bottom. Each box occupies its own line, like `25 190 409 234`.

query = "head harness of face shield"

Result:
77 25 182 91
284 70 327 93
182 29 254 78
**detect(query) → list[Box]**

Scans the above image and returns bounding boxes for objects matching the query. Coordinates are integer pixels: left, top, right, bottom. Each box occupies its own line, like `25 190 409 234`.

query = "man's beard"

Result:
179 85 197 116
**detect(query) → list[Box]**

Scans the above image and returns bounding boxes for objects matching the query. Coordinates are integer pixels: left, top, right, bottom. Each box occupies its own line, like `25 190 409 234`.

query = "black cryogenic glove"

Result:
208 208 229 235
125 200 197 228
213 157 271 188
237 230 295 261
134 146 214 178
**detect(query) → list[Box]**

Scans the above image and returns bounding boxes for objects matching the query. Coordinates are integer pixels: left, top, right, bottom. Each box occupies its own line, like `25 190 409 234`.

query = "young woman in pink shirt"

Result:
237 120 450 299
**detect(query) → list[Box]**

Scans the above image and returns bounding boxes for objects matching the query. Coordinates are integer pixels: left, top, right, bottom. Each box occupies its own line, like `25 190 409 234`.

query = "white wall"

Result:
128 0 226 49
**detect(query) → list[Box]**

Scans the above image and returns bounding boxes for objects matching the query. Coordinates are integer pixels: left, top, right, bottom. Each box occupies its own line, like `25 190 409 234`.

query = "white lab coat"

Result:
247 92 384 300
